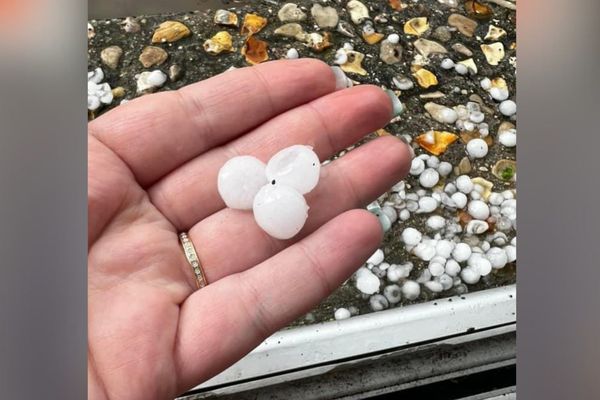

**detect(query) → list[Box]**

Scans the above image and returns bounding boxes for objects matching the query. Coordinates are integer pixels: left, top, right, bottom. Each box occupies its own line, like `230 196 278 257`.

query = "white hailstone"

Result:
463 121 476 132
406 192 419 201
426 215 446 231
417 154 430 161
413 242 436 261
426 155 440 169
488 192 504 206
444 183 457 194
511 236 516 246
490 205 500 216
367 249 385 265
445 259 461 276
402 280 421 300
387 33 400 44
454 63 468 75
466 138 489 158
399 209 411 221
391 181 406 192
401 227 422 247
253 184 309 239
418 197 438 213
481 241 491 252
431 192 442 202
355 267 381 294
499 130 517 147
88 67 104 84
438 162 453 177
383 284 402 304
451 192 468 208
490 87 509 102
452 242 472 262
470 191 482 201
468 254 492 276
480 77 492 90
487 247 508 269
410 158 426 176
429 261 445 277
456 175 474 194
469 111 485 123
502 190 515 200
379 262 390 271
136 70 168 93
286 48 299 59
393 76 414 90
468 200 490 220
382 205 398 224
369 294 389 311
419 168 440 188
146 70 167 86
436 240 454 258
218 156 268 209
504 245 517 262
334 308 351 320
387 263 412 282
266 145 320 194
417 268 433 283
406 200 419 212
416 189 427 197
438 274 454 290
461 267 481 284
424 280 444 293
441 58 455 69
499 100 517 116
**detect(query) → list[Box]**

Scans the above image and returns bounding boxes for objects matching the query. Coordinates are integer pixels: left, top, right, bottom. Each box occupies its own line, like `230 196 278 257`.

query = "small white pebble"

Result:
456 175 474 194
452 242 472 262
468 200 490 220
419 168 440 188
451 192 468 208
499 99 517 116
441 58 455 69
387 33 400 44
334 308 351 320
466 138 489 158
402 280 421 300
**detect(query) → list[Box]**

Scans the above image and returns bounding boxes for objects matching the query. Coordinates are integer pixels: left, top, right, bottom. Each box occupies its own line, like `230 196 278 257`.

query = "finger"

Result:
149 84 393 230
89 59 337 186
174 209 382 390
190 135 411 284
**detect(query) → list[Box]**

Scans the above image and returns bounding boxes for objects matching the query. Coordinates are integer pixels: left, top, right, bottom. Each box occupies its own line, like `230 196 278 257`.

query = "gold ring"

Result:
179 232 208 289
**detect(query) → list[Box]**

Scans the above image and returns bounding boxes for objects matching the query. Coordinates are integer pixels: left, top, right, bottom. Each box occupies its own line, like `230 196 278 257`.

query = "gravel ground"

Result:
88 0 517 325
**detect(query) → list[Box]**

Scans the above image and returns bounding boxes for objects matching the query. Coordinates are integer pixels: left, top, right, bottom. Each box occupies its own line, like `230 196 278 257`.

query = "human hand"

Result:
88 59 412 399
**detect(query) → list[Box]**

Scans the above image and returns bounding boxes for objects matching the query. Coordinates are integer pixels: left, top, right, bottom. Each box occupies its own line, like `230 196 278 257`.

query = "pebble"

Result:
466 220 489 235
100 46 123 69
499 100 517 116
452 242 472 262
402 280 421 300
278 3 307 22
448 13 478 37
367 249 385 265
139 46 168 68
433 26 452 42
356 267 381 294
369 294 389 311
452 43 473 56
214 9 239 27
393 76 414 90
311 4 339 28
466 138 489 158
458 157 472 174
413 38 448 58
151 20 191 43
168 64 183 81
402 227 422 247
419 168 440 188
456 175 474 194
468 200 490 220
337 20 356 37
122 17 141 33
334 308 351 320
424 102 458 124
380 40 403 64
383 284 402 304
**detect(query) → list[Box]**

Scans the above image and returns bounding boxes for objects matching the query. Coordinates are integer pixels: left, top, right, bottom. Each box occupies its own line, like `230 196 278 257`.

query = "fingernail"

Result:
398 135 416 159
385 89 405 118
331 66 353 91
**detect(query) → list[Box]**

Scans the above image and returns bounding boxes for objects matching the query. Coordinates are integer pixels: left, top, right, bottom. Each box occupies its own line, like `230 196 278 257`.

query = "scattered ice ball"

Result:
504 245 517 262
383 284 402 304
441 58 455 69
399 209 410 221
418 197 438 213
382 206 398 224
355 267 381 294
253 184 309 239
413 242 436 261
451 192 468 208
402 280 421 300
499 99 517 116
334 308 351 320
445 259 461 276
426 215 446 231
460 266 481 284
489 192 504 206
452 242 472 262
218 156 268 209
286 48 299 59
387 33 400 44
456 175 474 194
468 254 492 276
401 227 422 246
387 263 412 282
486 247 508 269
499 129 517 147
466 138 489 158
265 145 321 194
469 111 485 123
367 249 385 265
436 240 454 258
410 158 425 175
468 200 490 220
480 77 491 90
424 280 444 293
428 261 445 277
438 274 454 290
369 294 389 311
454 63 468 75
489 87 509 101
437 161 453 177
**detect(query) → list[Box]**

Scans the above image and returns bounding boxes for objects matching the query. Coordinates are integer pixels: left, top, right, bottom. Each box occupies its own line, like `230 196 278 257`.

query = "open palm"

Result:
88 59 412 400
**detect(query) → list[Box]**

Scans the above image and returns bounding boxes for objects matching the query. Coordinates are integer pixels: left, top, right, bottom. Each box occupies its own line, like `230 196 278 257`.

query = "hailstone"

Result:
265 145 320 194
253 184 309 240
217 156 267 209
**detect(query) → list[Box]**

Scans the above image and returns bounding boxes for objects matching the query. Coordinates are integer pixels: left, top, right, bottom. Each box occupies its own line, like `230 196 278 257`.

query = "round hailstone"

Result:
468 254 492 276
438 274 454 290
334 308 351 320
466 138 489 158
445 259 461 276
456 175 474 194
426 215 446 231
438 161 453 177
218 156 268 209
504 245 517 262
436 240 454 258
402 280 421 300
253 184 309 239
413 242 436 261
355 267 381 294
424 280 444 293
419 168 440 188
441 58 455 69
460 267 481 284
468 200 490 220
286 48 299 59
499 100 517 116
369 294 389 311
469 111 485 123
490 87 509 101
386 264 410 282
426 156 440 169
387 33 400 44
410 158 425 175
452 242 472 262
499 130 517 147
367 249 385 265
451 192 468 209
489 192 504 206
454 63 468 75
480 77 492 90
418 197 438 213
487 247 508 269
383 284 402 304
382 206 398 224
399 209 410 221
265 145 321 194
428 261 445 277
401 227 422 246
